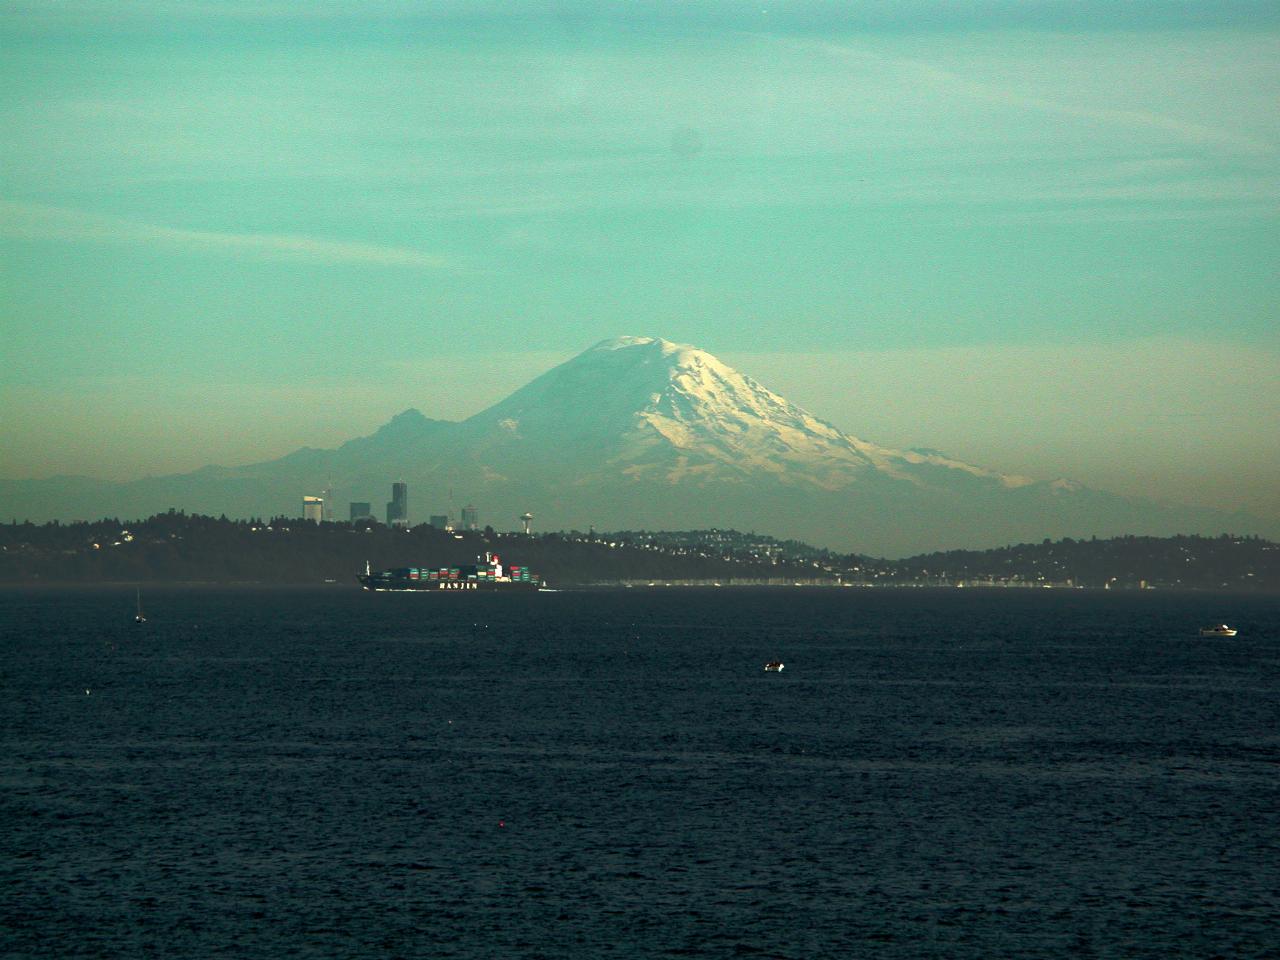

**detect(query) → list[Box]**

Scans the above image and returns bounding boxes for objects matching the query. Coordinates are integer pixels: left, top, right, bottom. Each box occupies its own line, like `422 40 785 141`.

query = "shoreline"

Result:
1 580 1276 595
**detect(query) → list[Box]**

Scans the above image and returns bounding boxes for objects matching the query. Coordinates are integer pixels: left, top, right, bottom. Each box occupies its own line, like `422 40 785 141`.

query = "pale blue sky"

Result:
2 2 1277 520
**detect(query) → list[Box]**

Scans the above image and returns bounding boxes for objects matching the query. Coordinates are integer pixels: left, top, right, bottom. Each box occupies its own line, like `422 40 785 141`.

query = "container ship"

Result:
358 553 545 592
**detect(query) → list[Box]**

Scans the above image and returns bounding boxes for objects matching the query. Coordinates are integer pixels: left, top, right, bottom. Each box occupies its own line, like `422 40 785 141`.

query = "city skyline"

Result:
302 482 486 532
2 2 1277 526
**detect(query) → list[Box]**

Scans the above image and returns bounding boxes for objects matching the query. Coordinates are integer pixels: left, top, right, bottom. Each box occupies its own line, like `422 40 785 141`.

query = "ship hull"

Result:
358 576 542 592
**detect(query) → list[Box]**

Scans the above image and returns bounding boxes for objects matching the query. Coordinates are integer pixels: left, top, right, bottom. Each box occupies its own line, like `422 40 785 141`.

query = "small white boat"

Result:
1199 624 1237 638
764 661 784 672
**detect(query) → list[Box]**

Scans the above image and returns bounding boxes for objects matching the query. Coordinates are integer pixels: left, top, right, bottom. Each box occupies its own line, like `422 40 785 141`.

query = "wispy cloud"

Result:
799 36 1276 157
986 201 1280 225
0 201 451 269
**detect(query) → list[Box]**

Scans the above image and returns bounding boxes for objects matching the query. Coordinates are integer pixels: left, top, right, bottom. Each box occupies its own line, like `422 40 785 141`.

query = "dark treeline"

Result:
880 534 1279 590
1 513 1276 590
0 512 825 586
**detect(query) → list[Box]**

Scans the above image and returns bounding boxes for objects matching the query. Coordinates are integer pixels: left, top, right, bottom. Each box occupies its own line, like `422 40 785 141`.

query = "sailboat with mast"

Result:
134 588 146 624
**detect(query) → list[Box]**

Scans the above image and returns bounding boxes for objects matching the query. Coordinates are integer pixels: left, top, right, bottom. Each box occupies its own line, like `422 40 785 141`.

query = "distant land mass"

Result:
1 515 1275 591
0 337 1270 556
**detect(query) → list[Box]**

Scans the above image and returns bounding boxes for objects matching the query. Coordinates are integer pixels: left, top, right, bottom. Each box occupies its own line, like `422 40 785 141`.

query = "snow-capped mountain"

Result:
458 336 1032 492
0 337 1263 555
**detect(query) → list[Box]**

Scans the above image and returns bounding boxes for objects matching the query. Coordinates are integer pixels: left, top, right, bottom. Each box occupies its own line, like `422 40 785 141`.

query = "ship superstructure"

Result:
358 553 544 591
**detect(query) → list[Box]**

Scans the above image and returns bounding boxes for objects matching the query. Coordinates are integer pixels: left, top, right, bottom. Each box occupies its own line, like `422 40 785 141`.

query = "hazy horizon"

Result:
2 2 1277 527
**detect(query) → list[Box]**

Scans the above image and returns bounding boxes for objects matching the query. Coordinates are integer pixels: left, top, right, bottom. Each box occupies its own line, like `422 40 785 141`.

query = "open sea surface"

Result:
2 586 1278 958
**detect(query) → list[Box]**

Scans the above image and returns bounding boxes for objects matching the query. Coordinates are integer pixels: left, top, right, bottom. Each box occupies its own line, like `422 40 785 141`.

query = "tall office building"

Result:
461 504 479 531
349 502 372 522
386 482 408 527
302 495 324 524
429 514 452 531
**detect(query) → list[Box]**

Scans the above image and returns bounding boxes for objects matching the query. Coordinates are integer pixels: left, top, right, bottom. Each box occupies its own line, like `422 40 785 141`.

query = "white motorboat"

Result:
1198 624 1237 638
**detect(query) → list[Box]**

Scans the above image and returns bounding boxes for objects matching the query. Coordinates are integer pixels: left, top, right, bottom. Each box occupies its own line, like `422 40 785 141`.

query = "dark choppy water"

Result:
2 586 1278 958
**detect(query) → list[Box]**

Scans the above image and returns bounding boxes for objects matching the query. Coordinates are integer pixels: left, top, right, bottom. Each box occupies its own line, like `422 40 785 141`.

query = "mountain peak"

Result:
459 335 880 485
361 407 440 443
378 408 433 432
587 335 711 367
471 336 718 433
590 335 664 352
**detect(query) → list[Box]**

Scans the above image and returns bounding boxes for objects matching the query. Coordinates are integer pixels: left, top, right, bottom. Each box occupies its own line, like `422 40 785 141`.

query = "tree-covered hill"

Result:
879 534 1279 590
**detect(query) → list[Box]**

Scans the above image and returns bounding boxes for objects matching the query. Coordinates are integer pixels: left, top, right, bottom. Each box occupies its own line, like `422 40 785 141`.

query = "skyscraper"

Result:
386 481 408 527
302 495 323 524
349 502 372 522
461 504 479 531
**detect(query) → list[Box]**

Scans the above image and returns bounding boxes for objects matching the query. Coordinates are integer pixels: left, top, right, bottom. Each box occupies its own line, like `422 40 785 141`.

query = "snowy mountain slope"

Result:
454 336 1033 492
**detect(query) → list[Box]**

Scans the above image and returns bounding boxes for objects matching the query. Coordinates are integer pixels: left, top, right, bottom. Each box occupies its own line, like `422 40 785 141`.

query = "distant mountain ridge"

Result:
0 336 1268 555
